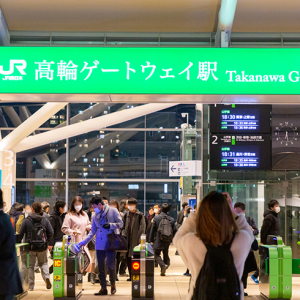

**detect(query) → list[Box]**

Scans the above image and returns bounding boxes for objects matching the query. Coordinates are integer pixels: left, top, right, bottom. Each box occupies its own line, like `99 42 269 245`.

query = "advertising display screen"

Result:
210 134 271 170
210 104 271 133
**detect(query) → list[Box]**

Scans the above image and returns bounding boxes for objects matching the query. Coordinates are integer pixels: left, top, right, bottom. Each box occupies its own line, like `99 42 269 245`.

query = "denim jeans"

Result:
96 250 116 289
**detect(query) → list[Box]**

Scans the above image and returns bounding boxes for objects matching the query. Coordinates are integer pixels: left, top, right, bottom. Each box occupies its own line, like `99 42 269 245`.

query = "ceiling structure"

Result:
1 0 300 33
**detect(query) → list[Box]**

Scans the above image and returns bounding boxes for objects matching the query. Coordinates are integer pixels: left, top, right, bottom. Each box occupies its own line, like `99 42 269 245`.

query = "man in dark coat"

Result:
48 200 66 274
150 203 176 276
176 202 188 226
260 199 280 244
122 198 146 281
0 190 23 300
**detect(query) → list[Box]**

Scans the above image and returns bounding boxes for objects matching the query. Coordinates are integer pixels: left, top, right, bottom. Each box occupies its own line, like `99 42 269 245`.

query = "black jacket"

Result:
49 211 66 246
150 212 176 250
176 209 185 225
0 210 23 296
18 213 54 245
260 209 280 244
246 216 259 236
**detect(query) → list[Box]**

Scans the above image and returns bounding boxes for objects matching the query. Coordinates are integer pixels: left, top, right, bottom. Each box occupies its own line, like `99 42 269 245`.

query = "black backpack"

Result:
157 216 173 242
192 237 240 300
27 217 48 252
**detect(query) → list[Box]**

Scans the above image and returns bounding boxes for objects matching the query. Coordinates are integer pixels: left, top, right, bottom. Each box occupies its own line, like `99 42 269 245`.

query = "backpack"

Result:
27 217 48 252
192 237 240 300
157 216 173 242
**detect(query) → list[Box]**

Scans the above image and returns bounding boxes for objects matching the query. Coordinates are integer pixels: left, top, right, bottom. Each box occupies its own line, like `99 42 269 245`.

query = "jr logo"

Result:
0 60 27 75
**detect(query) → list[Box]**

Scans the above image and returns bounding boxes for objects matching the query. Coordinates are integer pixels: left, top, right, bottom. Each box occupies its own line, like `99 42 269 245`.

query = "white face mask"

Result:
154 208 159 214
275 207 280 213
75 205 82 212
128 205 135 212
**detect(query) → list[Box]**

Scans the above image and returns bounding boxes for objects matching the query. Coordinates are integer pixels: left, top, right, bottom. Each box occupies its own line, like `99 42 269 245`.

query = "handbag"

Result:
87 236 96 251
105 231 127 252
251 238 259 251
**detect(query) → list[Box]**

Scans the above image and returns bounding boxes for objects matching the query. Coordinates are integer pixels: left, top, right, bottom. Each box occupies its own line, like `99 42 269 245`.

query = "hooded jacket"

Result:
260 209 280 244
18 213 54 245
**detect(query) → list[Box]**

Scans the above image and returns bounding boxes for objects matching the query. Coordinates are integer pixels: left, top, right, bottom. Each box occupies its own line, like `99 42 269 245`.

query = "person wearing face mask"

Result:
234 202 258 296
61 196 93 273
250 199 281 286
25 204 32 218
48 201 67 274
78 196 123 296
121 198 146 281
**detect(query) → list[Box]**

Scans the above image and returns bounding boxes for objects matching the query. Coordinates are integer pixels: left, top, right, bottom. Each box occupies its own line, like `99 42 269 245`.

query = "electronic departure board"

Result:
210 134 271 170
210 105 271 133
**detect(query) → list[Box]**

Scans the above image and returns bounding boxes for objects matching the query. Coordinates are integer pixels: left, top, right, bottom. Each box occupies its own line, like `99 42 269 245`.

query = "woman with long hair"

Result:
62 196 92 273
174 191 253 300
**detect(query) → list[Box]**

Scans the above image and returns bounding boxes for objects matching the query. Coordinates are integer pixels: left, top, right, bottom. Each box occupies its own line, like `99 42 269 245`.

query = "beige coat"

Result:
62 212 92 272
173 213 254 300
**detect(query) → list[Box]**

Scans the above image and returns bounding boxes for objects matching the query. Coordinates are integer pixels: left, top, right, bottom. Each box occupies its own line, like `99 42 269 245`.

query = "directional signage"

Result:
169 160 202 177
2 48 300 94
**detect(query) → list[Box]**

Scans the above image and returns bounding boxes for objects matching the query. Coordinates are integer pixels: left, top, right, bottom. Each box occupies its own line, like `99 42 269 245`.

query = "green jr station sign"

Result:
1 47 300 94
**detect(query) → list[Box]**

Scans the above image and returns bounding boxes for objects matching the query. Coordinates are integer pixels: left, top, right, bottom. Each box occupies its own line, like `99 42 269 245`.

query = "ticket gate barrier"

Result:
132 234 155 300
15 243 29 300
53 235 87 300
259 236 300 299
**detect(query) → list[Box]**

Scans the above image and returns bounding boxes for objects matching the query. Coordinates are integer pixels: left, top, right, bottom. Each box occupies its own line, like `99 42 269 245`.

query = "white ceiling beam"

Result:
13 103 178 153
0 102 67 151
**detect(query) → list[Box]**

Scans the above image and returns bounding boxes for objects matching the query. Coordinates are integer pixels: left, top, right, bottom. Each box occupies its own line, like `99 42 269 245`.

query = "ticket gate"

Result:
258 235 300 299
131 234 155 300
15 243 29 300
53 235 87 300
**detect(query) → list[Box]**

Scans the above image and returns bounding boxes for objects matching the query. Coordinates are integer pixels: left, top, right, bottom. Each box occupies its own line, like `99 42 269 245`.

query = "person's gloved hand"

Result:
103 223 110 229
78 241 85 248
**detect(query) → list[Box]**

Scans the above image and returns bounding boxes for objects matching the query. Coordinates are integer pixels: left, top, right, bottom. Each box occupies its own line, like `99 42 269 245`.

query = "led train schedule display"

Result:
210 105 271 133
210 134 271 170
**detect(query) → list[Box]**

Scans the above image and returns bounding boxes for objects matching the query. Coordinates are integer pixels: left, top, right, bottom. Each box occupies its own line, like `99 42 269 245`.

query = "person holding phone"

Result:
61 196 92 273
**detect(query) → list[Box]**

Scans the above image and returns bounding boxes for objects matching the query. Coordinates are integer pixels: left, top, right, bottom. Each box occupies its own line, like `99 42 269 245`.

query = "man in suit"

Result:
0 190 23 300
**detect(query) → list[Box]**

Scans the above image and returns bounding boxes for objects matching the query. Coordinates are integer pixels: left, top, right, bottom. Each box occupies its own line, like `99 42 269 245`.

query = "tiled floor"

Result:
25 246 300 300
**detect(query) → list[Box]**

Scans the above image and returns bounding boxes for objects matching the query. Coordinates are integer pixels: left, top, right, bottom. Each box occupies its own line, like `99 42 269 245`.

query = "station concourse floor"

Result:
26 245 300 300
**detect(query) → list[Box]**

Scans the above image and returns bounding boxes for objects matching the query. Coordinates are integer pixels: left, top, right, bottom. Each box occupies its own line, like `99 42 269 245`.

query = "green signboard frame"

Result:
1 47 300 94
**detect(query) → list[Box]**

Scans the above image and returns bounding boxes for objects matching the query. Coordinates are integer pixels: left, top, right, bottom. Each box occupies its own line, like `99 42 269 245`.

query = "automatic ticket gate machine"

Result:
132 234 155 300
53 235 85 300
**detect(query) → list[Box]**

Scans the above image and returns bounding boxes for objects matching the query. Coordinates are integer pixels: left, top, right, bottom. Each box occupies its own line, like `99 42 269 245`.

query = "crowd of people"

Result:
0 189 282 300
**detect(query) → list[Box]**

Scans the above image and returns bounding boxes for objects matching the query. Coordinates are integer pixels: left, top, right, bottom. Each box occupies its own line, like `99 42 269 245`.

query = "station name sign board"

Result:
1 47 300 94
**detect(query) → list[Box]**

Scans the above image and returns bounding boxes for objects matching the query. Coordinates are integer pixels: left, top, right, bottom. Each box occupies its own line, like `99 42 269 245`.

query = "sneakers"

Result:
111 285 116 295
160 265 169 276
119 273 129 277
94 289 108 296
251 275 259 284
45 278 52 289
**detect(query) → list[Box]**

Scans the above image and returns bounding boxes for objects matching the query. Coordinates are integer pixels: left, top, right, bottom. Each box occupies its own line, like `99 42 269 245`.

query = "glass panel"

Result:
146 131 181 179
16 180 66 212
145 182 179 220
69 131 144 179
16 139 67 179
69 103 145 128
0 104 66 128
146 104 196 128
